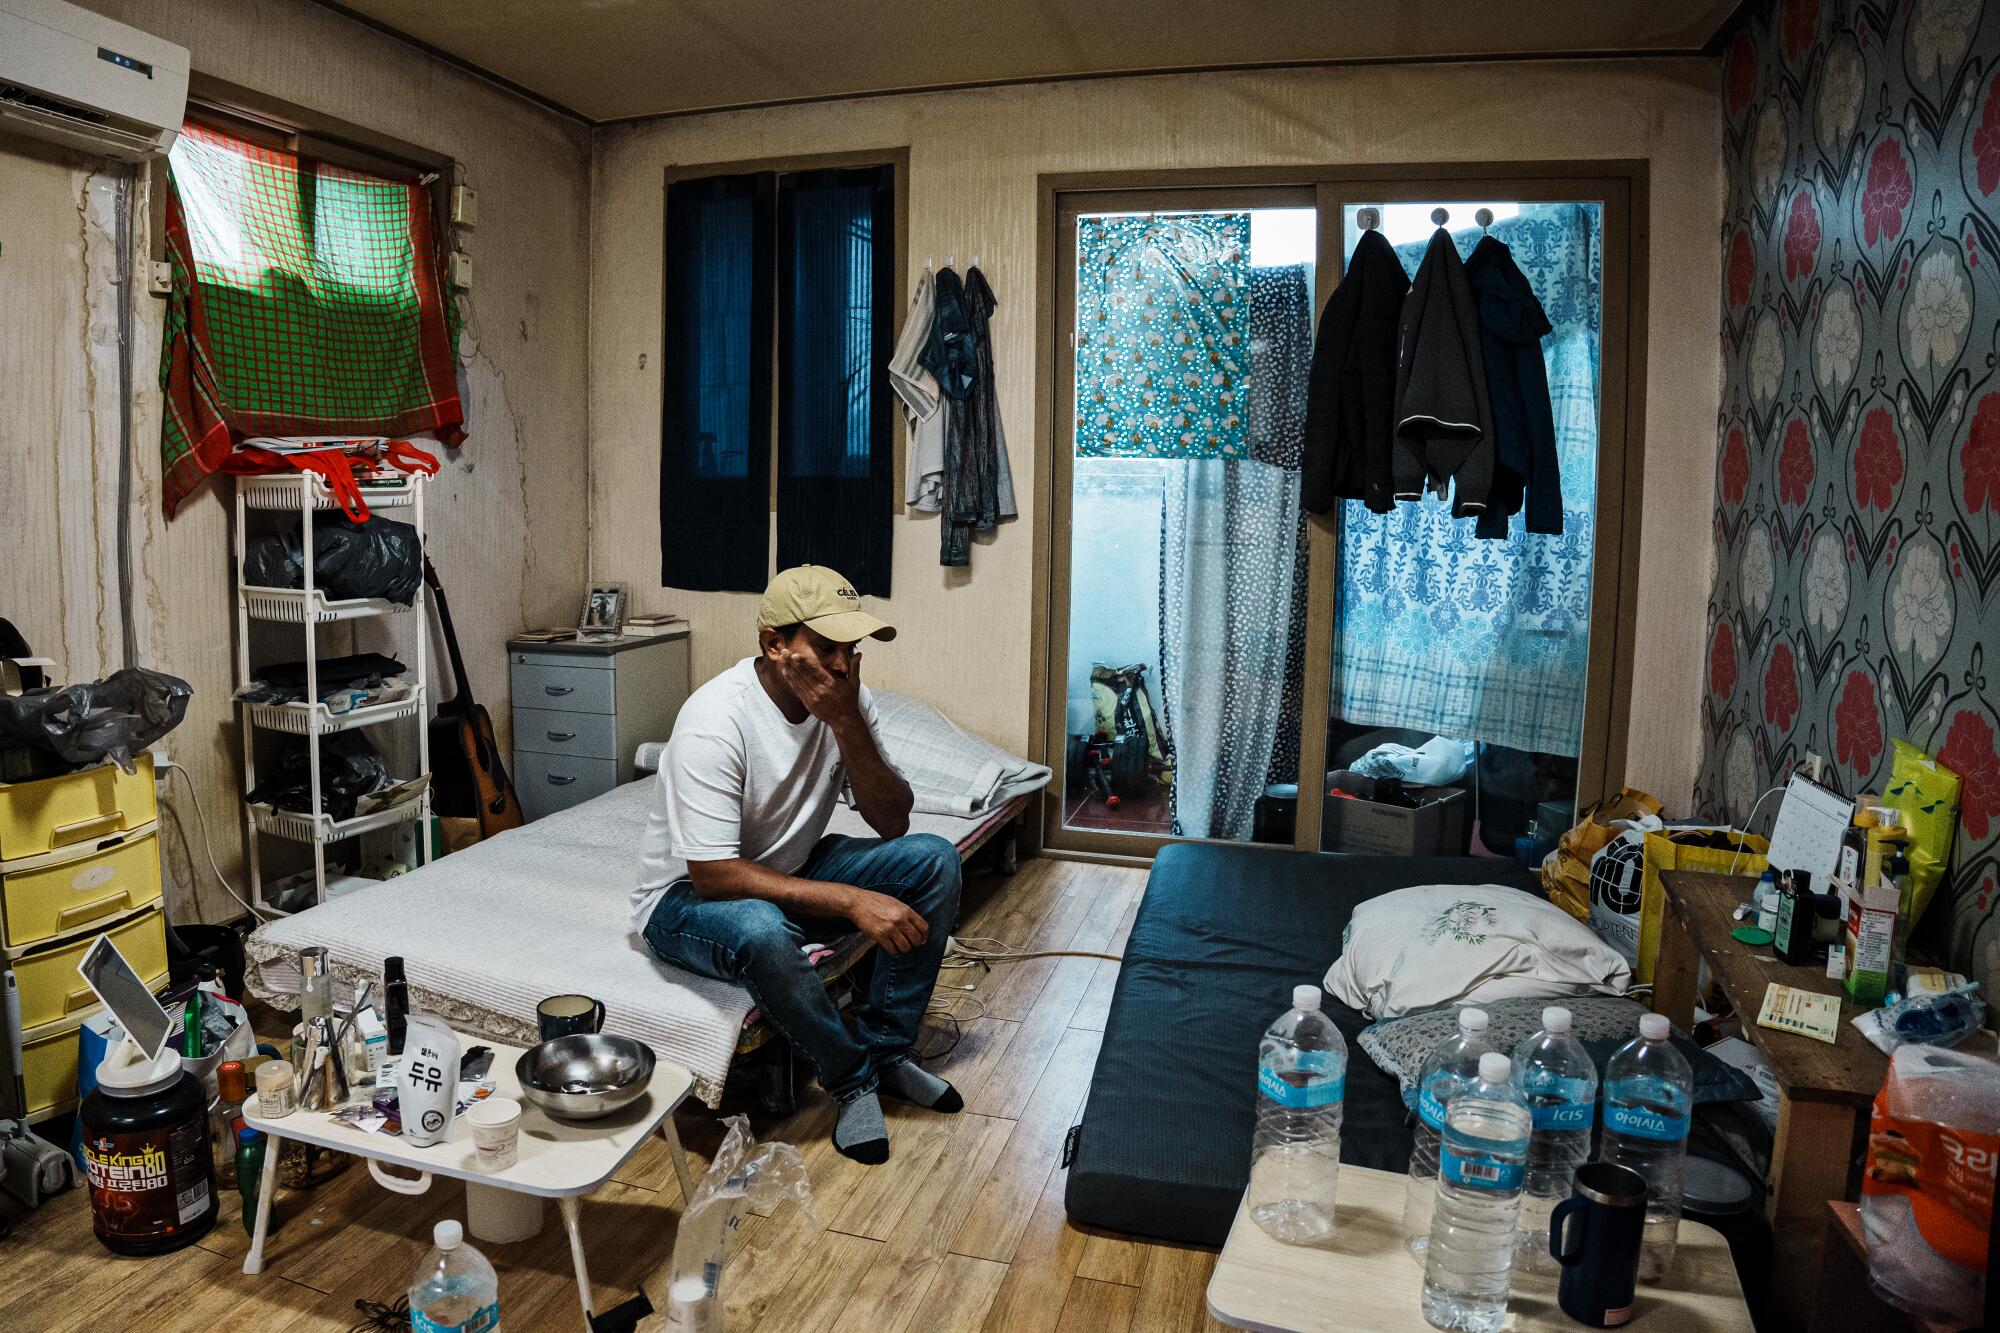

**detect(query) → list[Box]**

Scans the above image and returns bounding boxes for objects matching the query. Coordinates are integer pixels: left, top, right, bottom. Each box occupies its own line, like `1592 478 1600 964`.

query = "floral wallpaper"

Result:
1698 0 2000 993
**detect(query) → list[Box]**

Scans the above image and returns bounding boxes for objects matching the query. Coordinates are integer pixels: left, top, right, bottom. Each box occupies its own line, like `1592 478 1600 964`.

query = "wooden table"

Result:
242 1041 696 1327
1205 1165 1752 1332
1653 870 1887 1327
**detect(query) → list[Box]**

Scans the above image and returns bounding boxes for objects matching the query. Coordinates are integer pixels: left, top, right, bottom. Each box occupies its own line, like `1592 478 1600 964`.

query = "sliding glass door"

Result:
1052 190 1316 848
1039 170 1640 859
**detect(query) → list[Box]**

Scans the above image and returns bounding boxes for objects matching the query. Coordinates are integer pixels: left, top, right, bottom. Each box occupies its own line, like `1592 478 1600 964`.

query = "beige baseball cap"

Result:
757 566 896 643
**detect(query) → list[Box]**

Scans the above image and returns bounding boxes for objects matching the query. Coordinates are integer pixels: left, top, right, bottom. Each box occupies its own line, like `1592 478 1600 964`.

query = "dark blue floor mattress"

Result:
1063 843 1542 1247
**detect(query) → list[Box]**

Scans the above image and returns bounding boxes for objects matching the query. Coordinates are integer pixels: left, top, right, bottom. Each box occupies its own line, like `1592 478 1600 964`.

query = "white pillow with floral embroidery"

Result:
1325 884 1632 1020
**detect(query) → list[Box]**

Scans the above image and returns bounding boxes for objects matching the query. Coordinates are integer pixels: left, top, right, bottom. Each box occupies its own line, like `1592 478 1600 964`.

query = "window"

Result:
159 108 460 516
660 154 905 597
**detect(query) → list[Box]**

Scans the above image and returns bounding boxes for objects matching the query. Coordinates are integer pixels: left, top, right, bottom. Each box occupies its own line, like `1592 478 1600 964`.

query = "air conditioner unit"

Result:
0 0 188 162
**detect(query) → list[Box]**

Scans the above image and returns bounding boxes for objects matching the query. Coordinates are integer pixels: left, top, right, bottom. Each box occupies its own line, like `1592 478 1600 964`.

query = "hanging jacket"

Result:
938 266 1012 566
890 268 950 511
1300 230 1408 513
920 266 978 401
1393 229 1495 517
1464 236 1562 538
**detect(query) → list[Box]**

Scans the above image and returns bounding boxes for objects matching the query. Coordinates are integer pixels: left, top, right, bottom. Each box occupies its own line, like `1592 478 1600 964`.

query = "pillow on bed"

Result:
868 690 1051 817
1324 883 1631 1020
1358 996 1761 1111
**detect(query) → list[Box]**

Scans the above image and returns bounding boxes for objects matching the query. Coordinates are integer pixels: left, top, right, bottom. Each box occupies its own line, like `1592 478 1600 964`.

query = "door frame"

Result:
1028 161 1649 861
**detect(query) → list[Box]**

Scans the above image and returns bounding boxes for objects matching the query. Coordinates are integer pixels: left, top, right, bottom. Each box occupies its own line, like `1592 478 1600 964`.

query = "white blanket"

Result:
870 690 1050 817
245 781 1021 1106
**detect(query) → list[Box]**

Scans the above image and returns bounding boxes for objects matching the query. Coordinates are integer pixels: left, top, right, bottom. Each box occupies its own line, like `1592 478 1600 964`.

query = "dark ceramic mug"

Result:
1549 1161 1649 1327
537 993 606 1041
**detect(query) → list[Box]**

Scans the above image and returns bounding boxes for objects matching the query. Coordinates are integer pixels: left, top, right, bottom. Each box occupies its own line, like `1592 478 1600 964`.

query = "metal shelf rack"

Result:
233 471 431 912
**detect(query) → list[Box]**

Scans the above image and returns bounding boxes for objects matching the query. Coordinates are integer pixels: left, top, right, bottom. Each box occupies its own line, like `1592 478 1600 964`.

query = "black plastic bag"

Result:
242 512 423 605
247 732 390 820
238 654 407 705
0 668 192 774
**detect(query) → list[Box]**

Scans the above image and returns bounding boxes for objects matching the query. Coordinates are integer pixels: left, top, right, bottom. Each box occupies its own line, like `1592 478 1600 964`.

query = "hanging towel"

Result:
1393 229 1495 517
1300 229 1409 513
890 269 951 511
1465 236 1562 537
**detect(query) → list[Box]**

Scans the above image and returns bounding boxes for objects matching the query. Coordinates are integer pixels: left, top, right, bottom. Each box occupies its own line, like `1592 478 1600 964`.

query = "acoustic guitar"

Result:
424 556 525 838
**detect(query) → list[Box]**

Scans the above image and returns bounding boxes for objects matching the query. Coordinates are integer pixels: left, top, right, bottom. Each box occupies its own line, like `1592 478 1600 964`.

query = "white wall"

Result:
587 57 1723 806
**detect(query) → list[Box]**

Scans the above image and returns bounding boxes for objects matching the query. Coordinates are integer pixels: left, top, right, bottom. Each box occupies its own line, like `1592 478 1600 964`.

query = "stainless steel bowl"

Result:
515 1034 656 1120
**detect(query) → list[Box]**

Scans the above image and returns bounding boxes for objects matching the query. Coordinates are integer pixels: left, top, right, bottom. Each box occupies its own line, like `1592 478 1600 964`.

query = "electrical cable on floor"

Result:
942 935 1124 967
168 762 277 922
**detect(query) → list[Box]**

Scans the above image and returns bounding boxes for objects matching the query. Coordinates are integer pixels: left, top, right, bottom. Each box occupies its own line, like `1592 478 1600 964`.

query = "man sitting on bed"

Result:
633 565 962 1163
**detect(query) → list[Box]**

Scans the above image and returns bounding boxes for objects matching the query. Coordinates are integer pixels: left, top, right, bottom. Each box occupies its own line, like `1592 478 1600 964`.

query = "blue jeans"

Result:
641 832 962 1101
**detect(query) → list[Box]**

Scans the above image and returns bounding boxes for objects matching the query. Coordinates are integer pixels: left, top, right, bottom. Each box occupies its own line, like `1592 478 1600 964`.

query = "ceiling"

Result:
319 0 1741 124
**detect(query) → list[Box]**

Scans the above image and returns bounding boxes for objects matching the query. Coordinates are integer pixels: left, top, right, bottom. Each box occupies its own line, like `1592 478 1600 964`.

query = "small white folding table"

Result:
242 1040 697 1326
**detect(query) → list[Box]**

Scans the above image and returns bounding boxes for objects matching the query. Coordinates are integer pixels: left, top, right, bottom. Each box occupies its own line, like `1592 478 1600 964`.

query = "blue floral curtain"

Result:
1332 203 1602 757
1075 213 1251 460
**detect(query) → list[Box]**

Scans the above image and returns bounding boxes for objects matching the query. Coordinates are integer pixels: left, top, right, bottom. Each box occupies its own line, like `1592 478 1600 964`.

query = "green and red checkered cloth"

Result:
160 122 464 515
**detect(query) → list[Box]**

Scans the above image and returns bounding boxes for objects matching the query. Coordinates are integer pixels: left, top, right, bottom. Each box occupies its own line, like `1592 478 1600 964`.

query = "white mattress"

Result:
245 779 1022 1106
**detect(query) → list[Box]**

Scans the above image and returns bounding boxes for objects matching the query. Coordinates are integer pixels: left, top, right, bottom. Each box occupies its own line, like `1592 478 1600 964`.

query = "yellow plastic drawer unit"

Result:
12 907 167 1031
0 755 157 862
1 831 163 950
11 972 167 1119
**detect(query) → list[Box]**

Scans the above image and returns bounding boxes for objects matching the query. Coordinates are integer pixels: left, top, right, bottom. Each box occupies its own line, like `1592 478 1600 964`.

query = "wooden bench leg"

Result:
1652 897 1698 1030
1767 1095 1859 1328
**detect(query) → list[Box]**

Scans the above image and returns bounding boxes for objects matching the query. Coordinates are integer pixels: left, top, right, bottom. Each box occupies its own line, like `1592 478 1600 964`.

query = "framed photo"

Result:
579 582 627 636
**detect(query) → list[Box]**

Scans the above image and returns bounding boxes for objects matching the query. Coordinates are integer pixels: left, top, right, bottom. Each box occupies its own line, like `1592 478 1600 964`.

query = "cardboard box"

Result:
1321 772 1467 857
1842 879 1898 1005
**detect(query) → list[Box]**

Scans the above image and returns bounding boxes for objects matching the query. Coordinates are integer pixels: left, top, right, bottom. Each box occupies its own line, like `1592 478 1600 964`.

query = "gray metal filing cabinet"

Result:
507 628 691 821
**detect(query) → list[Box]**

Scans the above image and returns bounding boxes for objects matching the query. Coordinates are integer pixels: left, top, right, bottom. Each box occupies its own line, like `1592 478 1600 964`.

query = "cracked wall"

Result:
0 0 591 924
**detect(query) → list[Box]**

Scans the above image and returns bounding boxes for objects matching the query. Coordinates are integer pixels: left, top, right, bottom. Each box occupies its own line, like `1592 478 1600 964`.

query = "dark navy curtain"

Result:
661 172 774 591
776 166 895 596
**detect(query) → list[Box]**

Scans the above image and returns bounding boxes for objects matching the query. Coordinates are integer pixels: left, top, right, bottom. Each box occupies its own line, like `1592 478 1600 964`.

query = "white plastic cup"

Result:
466 1096 522 1172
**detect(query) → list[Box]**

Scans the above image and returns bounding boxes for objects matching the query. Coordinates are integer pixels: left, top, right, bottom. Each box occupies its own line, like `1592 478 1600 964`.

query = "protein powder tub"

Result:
79 1036 217 1255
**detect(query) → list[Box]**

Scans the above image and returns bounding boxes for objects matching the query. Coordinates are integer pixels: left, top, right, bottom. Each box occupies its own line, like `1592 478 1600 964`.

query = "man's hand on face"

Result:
845 886 928 955
776 645 863 726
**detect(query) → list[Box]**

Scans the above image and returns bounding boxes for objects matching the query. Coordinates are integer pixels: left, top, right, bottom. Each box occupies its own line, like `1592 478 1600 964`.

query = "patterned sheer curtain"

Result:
1333 203 1602 757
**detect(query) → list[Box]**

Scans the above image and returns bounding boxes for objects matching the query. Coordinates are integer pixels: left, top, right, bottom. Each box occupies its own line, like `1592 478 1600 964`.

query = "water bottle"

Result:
1249 984 1348 1243
1597 1012 1694 1282
1403 1007 1494 1261
410 1219 501 1332
1421 1052 1531 1333
1512 1007 1599 1272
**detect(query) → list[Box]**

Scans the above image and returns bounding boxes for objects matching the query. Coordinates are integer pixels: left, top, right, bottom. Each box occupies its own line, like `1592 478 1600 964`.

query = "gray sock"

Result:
880 1059 963 1113
833 1090 889 1163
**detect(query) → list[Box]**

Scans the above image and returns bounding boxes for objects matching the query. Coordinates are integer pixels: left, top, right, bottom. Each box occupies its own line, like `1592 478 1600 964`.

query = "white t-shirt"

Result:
631 656 885 929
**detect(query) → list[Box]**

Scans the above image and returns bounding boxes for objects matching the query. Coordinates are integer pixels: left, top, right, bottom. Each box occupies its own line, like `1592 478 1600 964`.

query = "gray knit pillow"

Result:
1358 996 1759 1113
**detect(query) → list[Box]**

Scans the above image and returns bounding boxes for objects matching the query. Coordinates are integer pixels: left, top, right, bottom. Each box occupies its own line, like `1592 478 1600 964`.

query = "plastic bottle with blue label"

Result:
1421 1052 1531 1333
1403 1007 1494 1261
1511 1006 1599 1272
1249 984 1348 1243
1597 1012 1693 1282
410 1220 501 1333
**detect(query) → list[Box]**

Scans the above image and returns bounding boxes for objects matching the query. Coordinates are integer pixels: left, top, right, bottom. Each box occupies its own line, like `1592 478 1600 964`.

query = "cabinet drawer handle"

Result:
58 891 133 929
544 685 575 697
546 731 576 743
547 774 577 786
52 812 123 846
66 985 97 1014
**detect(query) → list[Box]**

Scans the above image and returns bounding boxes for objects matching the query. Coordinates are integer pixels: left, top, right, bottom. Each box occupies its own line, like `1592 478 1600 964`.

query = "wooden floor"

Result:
0 857 1233 1333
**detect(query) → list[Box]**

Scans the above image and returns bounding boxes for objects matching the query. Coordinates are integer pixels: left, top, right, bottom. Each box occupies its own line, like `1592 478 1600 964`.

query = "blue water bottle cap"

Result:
238 1126 262 1146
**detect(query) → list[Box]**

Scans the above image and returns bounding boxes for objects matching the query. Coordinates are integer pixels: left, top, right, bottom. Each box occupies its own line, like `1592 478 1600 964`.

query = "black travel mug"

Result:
1549 1162 1649 1327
